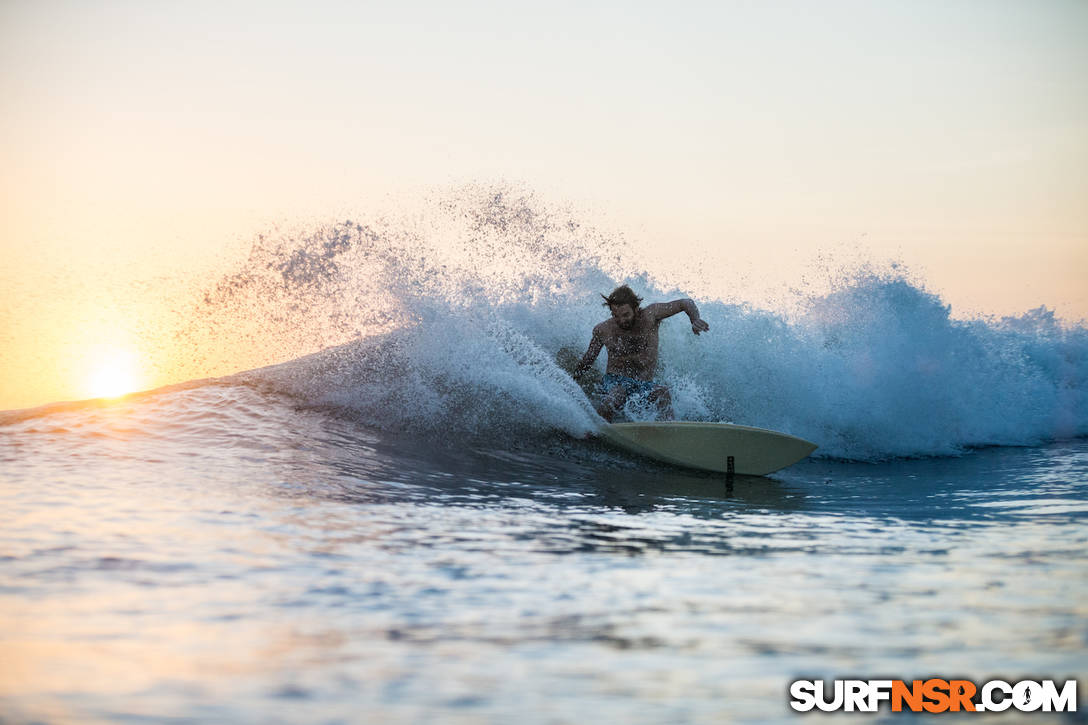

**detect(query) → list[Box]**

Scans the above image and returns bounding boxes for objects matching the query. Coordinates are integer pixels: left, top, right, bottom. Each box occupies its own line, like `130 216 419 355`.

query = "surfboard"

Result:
599 421 817 476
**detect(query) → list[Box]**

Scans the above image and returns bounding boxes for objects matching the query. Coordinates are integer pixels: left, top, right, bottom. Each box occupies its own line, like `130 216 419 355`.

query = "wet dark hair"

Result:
601 285 642 310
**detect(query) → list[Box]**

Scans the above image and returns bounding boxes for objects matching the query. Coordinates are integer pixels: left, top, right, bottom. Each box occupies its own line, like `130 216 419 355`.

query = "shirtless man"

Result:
573 285 709 421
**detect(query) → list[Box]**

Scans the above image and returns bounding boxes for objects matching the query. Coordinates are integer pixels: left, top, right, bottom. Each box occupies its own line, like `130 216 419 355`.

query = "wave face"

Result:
93 186 1088 460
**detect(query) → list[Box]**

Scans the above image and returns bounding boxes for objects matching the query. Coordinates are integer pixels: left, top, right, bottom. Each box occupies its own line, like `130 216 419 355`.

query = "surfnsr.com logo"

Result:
789 679 1078 713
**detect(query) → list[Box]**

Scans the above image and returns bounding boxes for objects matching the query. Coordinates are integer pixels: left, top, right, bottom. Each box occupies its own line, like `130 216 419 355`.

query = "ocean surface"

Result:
2 192 1087 722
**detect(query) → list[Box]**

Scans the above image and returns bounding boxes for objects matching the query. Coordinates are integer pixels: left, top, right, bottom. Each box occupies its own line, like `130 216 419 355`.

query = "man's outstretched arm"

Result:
647 299 710 335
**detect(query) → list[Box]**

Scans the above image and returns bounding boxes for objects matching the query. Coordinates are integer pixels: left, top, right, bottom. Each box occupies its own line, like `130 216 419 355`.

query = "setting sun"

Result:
84 348 143 400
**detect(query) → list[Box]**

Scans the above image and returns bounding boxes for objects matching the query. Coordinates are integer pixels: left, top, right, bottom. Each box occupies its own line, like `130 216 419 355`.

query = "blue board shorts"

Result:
598 373 662 399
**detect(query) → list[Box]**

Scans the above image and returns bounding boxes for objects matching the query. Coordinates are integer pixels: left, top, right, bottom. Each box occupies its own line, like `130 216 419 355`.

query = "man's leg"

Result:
597 385 628 421
649 385 674 420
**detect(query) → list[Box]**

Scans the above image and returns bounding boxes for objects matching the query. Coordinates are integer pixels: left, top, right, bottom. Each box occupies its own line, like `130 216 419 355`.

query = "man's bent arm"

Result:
574 330 604 377
649 299 710 334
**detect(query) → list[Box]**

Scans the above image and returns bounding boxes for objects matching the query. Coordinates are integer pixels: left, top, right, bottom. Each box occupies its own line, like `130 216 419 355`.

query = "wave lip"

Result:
239 265 1086 462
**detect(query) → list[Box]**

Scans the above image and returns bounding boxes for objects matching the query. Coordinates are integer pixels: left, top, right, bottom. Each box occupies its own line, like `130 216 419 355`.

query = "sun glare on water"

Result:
84 348 144 400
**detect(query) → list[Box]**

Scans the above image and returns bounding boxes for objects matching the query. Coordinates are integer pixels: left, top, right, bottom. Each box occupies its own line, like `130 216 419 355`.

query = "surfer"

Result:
573 285 709 421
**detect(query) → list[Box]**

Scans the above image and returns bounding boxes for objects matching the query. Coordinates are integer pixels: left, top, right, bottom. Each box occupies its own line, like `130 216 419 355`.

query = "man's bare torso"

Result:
595 309 661 380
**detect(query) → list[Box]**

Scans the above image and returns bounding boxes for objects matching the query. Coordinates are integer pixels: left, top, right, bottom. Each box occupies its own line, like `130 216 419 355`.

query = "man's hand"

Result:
691 317 709 335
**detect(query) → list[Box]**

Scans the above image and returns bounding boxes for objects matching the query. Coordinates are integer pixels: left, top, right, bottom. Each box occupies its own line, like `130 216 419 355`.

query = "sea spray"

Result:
171 185 1088 460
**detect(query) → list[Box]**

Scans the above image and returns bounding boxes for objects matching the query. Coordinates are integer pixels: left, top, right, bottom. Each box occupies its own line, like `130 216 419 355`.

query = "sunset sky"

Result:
2 0 1086 410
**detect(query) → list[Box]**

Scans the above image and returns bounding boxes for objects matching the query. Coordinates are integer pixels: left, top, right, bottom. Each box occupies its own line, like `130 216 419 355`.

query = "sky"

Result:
1 0 1087 410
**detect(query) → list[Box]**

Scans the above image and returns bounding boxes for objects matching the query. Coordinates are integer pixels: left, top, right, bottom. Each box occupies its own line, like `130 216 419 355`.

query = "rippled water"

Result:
1 383 1086 723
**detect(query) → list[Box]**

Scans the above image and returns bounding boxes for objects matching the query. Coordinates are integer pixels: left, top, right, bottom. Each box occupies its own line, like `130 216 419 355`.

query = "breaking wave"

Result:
162 185 1085 460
